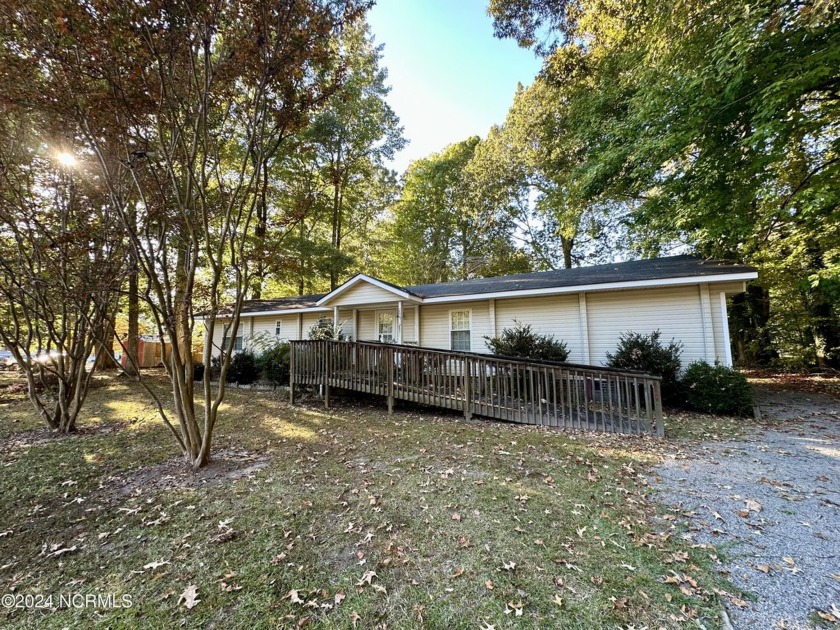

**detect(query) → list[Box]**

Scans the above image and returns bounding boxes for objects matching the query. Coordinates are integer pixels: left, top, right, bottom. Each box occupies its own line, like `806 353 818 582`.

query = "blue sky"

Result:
367 0 543 174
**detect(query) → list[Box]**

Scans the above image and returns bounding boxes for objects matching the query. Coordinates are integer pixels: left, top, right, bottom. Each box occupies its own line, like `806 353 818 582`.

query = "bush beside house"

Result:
606 329 753 416
680 360 753 416
257 342 291 387
484 321 570 362
606 330 683 404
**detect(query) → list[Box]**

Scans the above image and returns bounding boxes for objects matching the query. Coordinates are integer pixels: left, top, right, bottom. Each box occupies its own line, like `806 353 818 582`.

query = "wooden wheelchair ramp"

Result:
289 340 664 436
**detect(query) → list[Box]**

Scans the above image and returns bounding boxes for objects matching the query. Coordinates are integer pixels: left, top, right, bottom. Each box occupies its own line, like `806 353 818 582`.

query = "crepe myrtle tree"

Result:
0 117 125 432
0 0 370 467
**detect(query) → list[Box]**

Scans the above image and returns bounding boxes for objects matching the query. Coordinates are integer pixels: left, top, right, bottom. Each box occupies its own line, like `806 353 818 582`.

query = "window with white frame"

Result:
222 333 244 352
275 320 282 337
378 312 394 343
450 310 471 351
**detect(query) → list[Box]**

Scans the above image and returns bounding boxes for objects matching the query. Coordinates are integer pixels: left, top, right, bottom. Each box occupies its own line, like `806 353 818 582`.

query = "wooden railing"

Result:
289 340 664 436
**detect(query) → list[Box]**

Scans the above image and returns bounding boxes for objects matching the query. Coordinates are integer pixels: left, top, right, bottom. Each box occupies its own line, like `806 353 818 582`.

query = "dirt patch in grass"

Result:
111 448 271 495
0 421 127 451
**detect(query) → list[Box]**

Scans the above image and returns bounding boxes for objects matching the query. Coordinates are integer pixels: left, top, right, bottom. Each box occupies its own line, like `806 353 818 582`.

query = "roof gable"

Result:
316 274 420 307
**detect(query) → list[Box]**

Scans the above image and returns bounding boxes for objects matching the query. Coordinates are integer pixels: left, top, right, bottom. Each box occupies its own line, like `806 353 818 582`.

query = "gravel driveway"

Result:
653 388 840 629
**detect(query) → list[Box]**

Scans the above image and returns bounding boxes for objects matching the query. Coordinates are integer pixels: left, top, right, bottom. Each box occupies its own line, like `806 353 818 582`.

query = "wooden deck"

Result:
290 340 664 436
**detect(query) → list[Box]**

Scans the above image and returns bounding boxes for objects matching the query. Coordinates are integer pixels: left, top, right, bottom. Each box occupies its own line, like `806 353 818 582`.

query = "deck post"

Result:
289 342 296 404
386 346 394 414
652 379 664 437
463 356 472 420
324 341 331 409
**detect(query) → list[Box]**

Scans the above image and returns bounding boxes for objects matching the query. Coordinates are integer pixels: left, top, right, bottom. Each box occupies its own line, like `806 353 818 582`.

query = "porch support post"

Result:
396 301 403 345
333 306 340 338
297 313 303 340
414 305 420 345
352 309 358 342
463 355 472 420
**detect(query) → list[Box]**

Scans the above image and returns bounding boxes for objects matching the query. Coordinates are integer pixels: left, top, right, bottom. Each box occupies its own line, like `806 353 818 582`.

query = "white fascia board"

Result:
420 272 758 304
204 307 331 321
316 274 421 306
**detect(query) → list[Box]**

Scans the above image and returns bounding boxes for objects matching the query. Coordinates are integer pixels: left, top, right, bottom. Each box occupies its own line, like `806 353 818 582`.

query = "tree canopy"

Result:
487 0 840 366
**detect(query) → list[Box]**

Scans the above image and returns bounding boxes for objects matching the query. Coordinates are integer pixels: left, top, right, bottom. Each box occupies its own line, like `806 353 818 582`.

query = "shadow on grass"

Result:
0 372 747 629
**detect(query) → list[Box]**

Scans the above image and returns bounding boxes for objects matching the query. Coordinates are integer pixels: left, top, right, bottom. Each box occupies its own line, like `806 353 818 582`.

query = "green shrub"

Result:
680 361 753 416
484 320 569 362
226 351 260 385
193 363 205 382
257 342 290 387
606 330 683 402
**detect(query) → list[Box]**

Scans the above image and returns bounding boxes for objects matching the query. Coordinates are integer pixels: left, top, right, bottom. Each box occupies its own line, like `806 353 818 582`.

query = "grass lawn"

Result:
0 370 747 629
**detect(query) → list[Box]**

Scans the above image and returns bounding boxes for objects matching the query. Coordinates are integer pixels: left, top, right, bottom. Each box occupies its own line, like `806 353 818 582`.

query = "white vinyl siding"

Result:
206 282 739 366
251 316 281 340
494 294 584 362
402 307 417 344
325 281 406 307
586 286 709 368
358 310 376 342
207 309 357 358
209 320 240 353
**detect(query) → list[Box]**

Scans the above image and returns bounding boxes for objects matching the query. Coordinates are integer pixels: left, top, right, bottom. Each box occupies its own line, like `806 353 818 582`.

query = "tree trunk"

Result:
330 178 341 291
807 246 840 368
94 314 119 370
561 236 574 270
251 160 269 299
125 264 140 376
810 287 840 368
174 247 191 364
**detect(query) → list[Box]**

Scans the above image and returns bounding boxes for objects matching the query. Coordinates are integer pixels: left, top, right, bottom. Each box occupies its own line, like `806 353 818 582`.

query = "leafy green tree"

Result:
0 0 369 466
469 80 624 269
385 137 530 285
489 0 840 366
247 21 404 297
0 114 124 432
309 23 406 290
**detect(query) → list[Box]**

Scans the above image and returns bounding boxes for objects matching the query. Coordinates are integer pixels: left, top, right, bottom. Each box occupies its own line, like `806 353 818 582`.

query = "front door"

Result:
377 310 395 343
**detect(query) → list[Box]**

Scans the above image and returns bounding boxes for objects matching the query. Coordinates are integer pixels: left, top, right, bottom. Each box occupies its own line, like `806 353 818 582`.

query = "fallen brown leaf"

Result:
178 584 200 610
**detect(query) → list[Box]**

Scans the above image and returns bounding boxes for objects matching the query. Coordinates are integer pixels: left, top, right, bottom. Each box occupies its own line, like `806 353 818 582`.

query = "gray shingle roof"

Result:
236 294 326 314
404 256 755 299
226 256 755 315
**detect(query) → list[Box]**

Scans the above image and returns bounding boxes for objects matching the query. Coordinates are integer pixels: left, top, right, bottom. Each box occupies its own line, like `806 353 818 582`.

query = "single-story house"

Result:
206 255 757 368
